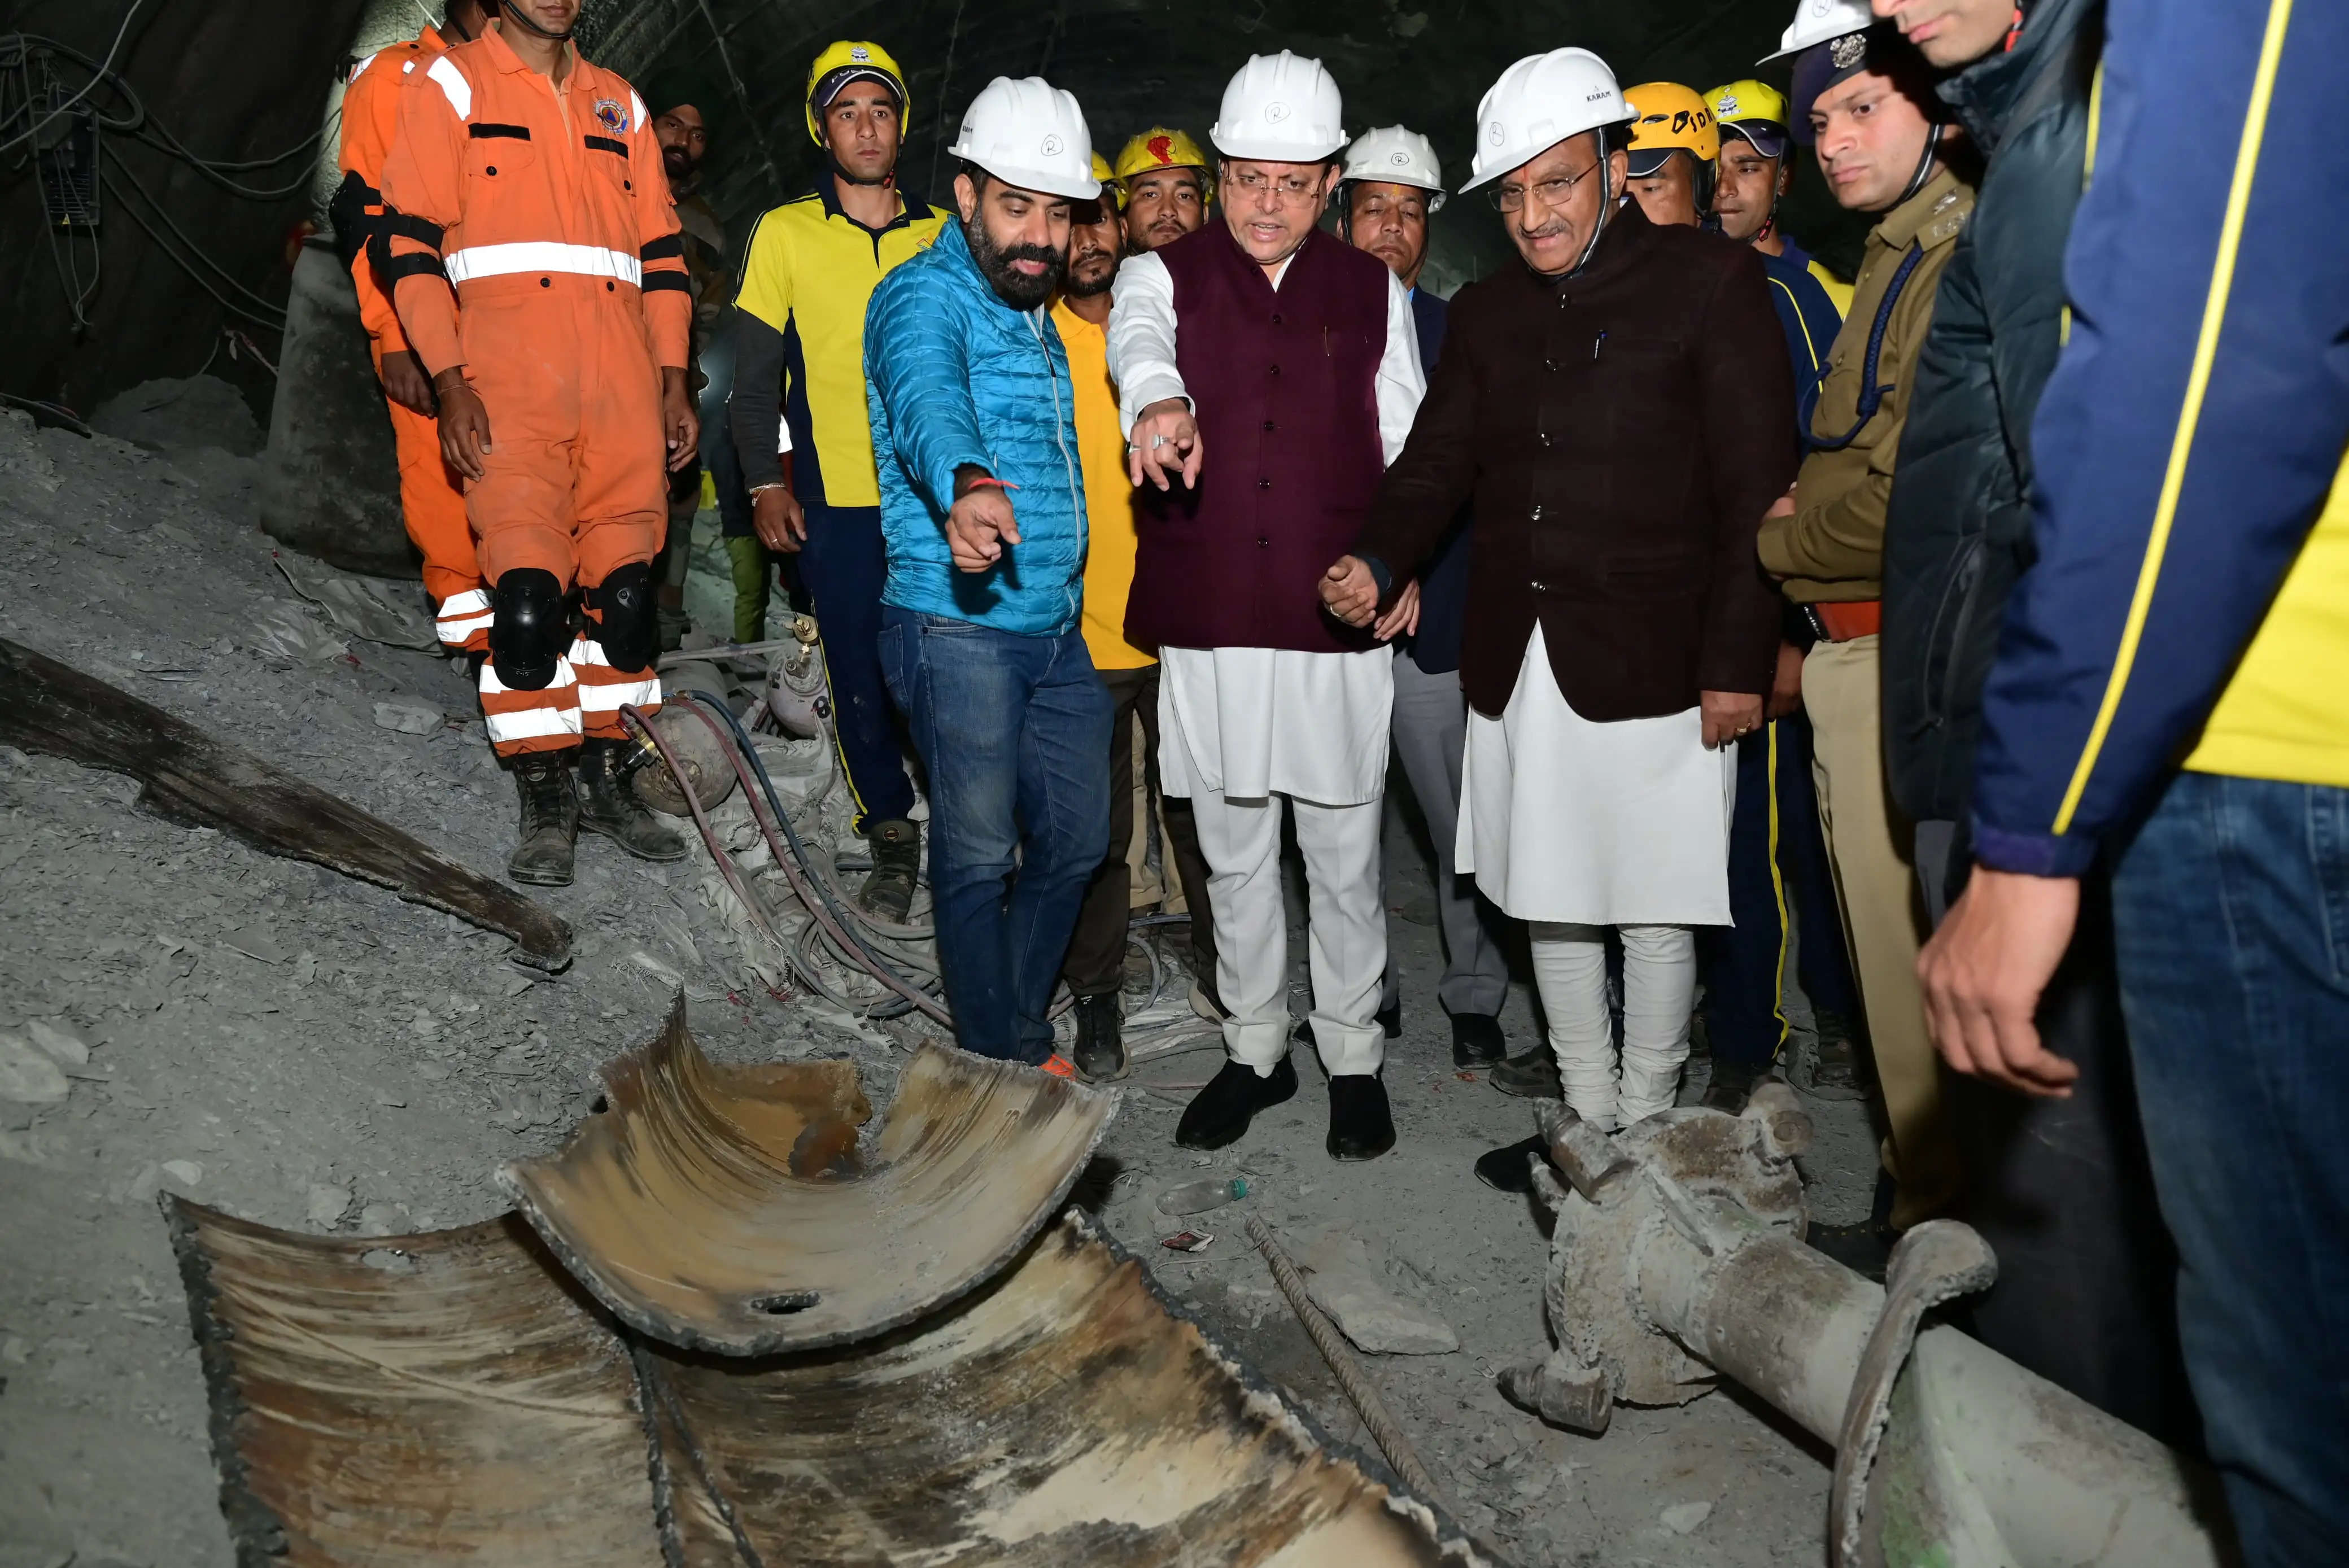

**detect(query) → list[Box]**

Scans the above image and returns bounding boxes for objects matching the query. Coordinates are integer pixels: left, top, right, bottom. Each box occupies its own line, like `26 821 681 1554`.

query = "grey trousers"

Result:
1382 649 1512 1019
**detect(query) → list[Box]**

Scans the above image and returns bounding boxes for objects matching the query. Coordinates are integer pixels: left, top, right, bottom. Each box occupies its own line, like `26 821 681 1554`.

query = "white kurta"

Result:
1459 623 1737 926
1159 645 1394 805
1105 237 1425 1077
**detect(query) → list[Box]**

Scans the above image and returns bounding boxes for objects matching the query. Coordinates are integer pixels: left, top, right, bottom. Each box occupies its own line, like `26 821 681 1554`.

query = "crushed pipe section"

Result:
169 1203 1499 1565
1503 1089 2224 1566
499 999 1116 1354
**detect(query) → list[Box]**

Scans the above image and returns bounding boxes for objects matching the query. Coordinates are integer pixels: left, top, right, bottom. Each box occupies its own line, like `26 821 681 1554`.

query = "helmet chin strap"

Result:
1566 148 1615 279
499 4 576 42
830 154 895 189
1896 122 1945 206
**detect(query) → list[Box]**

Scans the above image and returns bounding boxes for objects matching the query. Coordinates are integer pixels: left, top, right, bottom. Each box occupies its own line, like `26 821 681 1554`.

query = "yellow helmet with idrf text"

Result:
805 41 910 146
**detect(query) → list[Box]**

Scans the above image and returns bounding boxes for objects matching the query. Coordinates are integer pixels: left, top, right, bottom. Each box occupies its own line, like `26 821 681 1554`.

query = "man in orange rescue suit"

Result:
378 0 697 886
331 0 494 656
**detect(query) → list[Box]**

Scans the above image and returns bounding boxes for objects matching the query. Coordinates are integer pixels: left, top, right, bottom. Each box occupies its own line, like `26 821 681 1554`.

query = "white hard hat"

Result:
1342 126 1446 211
1460 48 1630 193
1759 0 1875 62
1210 51 1346 162
948 76 1100 199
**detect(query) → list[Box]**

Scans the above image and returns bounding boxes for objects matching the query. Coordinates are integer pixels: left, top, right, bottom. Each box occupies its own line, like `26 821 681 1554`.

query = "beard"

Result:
1064 245 1116 298
661 145 700 185
966 216 1064 310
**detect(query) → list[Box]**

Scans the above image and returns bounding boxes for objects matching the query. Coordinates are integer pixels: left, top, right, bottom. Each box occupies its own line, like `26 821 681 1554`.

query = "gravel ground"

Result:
0 387 1879 1567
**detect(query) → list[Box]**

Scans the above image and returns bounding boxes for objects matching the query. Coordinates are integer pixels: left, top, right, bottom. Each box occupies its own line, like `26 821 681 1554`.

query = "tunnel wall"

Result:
0 0 366 420
577 0 1865 294
2 0 1864 427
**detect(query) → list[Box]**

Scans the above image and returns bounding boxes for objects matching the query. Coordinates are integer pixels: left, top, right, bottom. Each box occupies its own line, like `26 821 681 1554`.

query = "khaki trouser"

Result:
1803 634 1962 1228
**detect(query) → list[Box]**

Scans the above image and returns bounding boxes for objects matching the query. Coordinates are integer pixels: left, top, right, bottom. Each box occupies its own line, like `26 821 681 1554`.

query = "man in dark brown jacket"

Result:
1325 46 1793 1186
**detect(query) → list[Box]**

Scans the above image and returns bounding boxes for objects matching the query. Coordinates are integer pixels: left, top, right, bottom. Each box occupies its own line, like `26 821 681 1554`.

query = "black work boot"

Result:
1491 1046 1563 1099
508 751 580 887
575 737 687 862
1702 1058 1766 1115
1176 1054 1298 1150
1326 1073 1395 1161
1071 993 1128 1083
1793 1009 1867 1100
860 818 920 923
1451 1012 1507 1067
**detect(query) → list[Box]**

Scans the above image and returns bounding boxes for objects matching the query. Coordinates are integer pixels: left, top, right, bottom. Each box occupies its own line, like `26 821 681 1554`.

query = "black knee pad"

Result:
488 568 569 691
588 561 657 673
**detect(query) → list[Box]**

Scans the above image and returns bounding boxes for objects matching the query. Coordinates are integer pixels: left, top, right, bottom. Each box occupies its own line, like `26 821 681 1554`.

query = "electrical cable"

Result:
97 161 288 327
662 696 953 1025
0 0 147 158
100 147 286 315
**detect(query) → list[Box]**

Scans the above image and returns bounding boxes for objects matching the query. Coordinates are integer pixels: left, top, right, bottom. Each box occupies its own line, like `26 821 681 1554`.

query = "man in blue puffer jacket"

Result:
864 75 1111 1068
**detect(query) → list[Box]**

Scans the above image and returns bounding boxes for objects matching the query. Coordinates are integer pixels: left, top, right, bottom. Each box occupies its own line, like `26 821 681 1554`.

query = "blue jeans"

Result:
2111 770 2349 1564
879 606 1111 1063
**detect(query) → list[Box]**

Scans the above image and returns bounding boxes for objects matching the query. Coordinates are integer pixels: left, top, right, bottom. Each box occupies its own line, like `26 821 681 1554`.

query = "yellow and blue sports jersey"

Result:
727 176 945 508
1971 0 2349 875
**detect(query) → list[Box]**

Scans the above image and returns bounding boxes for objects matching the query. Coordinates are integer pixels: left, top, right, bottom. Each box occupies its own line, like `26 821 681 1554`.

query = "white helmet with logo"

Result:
1759 0 1875 62
1210 52 1347 161
1341 126 1446 211
948 76 1100 199
1460 47 1630 193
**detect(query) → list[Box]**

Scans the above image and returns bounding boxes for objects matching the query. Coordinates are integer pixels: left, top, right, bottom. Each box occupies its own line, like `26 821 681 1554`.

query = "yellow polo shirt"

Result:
1052 298 1154 670
2185 445 2349 788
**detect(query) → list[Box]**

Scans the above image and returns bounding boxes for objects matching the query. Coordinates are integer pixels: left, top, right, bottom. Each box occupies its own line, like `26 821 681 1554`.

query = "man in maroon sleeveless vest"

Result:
1107 53 1427 1161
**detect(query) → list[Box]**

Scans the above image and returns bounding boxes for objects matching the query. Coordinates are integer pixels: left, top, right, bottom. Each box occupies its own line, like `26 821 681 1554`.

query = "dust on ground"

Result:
0 384 1877 1567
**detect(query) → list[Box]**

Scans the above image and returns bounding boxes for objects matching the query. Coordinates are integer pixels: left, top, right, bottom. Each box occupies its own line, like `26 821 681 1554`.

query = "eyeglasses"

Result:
1488 159 1601 213
1228 167 1325 203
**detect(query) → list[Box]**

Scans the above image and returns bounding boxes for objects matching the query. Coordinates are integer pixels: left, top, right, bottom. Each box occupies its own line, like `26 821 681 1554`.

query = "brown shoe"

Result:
1490 1046 1562 1100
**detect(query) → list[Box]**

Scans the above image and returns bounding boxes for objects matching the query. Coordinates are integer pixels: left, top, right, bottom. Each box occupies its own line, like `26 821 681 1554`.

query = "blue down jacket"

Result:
864 219 1088 637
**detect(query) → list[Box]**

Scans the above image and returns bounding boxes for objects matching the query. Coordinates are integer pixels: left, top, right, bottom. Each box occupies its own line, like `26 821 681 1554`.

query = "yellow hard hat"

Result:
1707 79 1791 158
1113 127 1211 181
1622 81 1719 175
805 41 909 146
1091 152 1123 208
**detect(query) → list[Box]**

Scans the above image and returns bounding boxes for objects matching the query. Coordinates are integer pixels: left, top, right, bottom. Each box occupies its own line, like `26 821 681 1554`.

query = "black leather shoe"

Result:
1176 1055 1297 1150
1326 1074 1395 1161
1451 1012 1507 1067
1490 1047 1562 1099
1071 993 1127 1082
1474 1133 1554 1194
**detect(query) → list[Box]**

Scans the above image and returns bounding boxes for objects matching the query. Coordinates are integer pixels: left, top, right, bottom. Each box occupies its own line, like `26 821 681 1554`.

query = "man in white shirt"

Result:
1108 51 1425 1160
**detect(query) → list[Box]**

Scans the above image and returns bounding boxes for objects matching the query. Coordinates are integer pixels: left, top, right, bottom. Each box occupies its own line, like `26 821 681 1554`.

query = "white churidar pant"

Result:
1459 624 1735 1125
1159 645 1392 1077
1530 921 1699 1129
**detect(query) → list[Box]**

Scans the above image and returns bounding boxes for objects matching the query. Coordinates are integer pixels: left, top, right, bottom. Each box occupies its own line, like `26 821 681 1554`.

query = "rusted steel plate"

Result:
164 1200 656 1567
639 1213 1497 1567
500 1001 1116 1355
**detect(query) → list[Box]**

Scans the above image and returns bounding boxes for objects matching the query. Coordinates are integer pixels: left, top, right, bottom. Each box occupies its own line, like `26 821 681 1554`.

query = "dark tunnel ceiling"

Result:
573 0 1861 287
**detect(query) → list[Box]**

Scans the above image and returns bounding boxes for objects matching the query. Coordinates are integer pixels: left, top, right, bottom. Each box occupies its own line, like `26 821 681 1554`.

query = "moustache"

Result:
998 243 1062 267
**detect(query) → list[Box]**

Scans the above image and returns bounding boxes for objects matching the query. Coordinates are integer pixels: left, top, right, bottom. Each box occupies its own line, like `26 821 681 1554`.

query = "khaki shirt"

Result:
1761 168 1975 602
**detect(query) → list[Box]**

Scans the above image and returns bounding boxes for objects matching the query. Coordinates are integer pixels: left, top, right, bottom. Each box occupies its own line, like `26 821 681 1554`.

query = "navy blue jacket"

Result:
1401 286 1470 675
1759 246 1842 442
1972 0 2349 874
1882 0 2099 826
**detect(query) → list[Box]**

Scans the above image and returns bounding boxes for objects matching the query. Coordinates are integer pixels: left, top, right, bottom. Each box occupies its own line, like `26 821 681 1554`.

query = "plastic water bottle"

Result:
1158 1177 1248 1215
